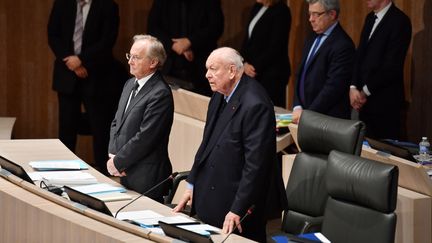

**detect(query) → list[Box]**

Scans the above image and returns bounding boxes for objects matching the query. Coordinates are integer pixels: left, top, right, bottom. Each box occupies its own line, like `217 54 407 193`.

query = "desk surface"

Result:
0 139 252 243
0 117 16 139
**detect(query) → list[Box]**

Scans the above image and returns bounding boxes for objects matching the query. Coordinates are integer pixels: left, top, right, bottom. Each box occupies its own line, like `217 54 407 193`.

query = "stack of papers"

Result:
28 171 97 185
71 183 131 202
116 210 198 227
29 160 88 170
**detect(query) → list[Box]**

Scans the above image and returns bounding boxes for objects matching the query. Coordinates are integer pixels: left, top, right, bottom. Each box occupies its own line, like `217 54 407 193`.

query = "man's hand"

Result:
183 49 194 62
222 211 242 234
244 62 256 78
172 188 193 212
106 156 126 177
292 108 303 124
63 55 82 71
349 88 367 111
74 66 88 78
171 38 191 55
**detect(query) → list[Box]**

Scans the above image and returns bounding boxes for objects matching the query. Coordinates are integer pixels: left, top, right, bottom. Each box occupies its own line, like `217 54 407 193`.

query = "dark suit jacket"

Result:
241 2 291 86
108 72 174 199
294 23 355 119
47 0 120 95
147 0 224 83
352 4 412 115
187 75 281 242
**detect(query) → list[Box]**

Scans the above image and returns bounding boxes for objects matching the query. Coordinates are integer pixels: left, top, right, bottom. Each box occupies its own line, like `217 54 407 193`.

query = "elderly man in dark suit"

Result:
174 47 283 242
292 0 355 123
350 0 412 139
47 0 124 176
107 35 174 202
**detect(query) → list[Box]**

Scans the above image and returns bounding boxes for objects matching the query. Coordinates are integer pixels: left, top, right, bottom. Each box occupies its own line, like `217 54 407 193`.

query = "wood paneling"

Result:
0 0 430 163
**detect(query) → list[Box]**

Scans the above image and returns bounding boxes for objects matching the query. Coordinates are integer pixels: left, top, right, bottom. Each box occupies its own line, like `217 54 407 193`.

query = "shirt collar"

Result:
135 72 155 91
375 2 392 20
225 79 241 103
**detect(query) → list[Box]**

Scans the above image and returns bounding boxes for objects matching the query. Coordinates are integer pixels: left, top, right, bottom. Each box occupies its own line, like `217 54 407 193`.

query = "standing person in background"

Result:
174 47 286 242
147 0 224 96
350 0 411 139
241 0 291 107
292 0 354 123
107 35 174 202
48 0 124 176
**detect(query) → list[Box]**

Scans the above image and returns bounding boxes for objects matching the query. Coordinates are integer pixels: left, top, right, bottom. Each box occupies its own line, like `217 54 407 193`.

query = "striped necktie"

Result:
73 0 86 54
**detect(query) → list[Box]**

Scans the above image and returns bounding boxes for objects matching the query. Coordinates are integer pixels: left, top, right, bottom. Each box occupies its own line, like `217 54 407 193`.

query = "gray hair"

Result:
133 34 167 67
306 0 340 17
211 47 244 71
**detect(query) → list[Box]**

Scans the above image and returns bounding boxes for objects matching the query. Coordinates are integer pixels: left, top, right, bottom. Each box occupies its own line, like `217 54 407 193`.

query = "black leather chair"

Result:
282 110 365 234
164 171 190 205
321 151 399 243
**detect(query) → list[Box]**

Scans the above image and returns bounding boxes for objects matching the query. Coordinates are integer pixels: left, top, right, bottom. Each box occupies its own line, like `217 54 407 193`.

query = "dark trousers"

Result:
57 86 115 175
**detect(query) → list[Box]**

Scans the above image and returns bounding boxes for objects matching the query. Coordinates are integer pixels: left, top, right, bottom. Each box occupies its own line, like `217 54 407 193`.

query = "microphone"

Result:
114 172 178 218
221 205 255 243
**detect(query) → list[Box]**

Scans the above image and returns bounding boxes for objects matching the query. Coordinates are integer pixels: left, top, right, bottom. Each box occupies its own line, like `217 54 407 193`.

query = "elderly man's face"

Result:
128 40 156 79
308 2 337 34
205 54 235 96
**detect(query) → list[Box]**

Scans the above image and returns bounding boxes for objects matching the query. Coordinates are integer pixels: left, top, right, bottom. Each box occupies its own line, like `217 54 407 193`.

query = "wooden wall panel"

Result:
0 0 430 163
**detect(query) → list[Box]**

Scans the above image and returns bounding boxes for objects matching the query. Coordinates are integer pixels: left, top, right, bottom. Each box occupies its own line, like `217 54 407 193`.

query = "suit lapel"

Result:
198 78 245 163
368 5 394 43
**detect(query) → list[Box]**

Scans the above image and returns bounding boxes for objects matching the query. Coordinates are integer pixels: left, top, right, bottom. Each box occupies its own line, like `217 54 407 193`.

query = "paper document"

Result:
28 171 97 185
116 210 164 221
71 183 126 194
29 160 88 170
178 224 220 236
136 215 198 226
92 192 132 202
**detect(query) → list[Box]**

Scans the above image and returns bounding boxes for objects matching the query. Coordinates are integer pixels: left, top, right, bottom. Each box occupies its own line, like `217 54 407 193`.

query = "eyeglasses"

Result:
126 53 144 61
309 11 327 18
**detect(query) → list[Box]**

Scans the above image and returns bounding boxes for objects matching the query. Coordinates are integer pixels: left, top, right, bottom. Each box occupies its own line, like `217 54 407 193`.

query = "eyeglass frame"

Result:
125 53 145 61
308 11 328 18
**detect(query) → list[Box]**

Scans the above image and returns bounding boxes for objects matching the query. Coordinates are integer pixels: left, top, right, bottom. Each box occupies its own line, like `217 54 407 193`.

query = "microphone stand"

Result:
221 205 255 243
114 172 178 218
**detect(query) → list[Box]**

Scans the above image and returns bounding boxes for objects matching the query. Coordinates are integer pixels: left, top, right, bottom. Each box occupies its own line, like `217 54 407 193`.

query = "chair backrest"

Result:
298 110 365 156
282 110 366 234
164 171 190 204
321 151 399 243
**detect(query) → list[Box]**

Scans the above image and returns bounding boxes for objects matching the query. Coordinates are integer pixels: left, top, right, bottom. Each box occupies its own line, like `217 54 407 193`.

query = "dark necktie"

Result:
299 34 323 105
131 81 140 99
368 14 378 40
73 0 86 54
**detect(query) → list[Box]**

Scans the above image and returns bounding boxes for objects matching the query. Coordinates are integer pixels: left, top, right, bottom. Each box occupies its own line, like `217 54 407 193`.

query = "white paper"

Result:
71 183 126 194
116 210 164 220
135 215 197 226
178 224 220 235
29 160 86 170
29 171 97 185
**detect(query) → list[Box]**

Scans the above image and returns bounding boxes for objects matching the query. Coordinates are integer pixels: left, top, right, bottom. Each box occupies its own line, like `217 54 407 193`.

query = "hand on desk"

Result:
223 211 242 234
172 188 193 213
292 108 302 124
106 156 126 177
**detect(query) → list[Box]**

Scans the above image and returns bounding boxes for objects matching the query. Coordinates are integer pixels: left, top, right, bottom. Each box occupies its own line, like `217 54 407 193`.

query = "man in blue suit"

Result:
174 47 285 242
350 0 411 139
292 0 354 123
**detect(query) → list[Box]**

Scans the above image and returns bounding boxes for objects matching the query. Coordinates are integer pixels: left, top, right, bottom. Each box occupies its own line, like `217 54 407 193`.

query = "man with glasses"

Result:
107 35 174 203
292 0 354 123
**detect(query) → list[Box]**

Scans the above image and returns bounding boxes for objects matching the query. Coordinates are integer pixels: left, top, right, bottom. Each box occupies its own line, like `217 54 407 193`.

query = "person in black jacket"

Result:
48 0 125 175
350 0 412 139
241 0 291 107
147 0 224 96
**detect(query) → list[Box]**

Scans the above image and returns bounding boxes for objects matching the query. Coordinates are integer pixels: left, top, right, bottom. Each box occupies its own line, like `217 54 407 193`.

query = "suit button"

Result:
211 186 215 190
210 164 214 168
216 144 220 149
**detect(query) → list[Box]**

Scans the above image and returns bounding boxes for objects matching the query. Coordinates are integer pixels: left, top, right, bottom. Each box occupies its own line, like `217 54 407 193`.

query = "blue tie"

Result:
299 34 323 105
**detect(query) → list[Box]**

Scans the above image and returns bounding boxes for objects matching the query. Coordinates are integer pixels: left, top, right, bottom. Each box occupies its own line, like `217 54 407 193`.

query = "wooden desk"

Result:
0 139 252 243
0 117 16 139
